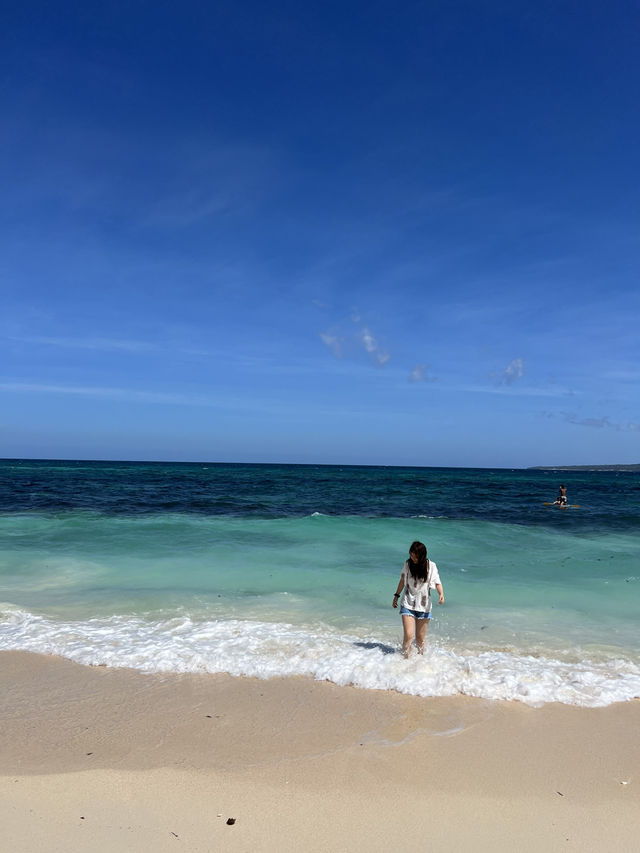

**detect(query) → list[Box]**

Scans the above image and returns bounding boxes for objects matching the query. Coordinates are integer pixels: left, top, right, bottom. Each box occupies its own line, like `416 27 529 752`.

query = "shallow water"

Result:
1 459 639 706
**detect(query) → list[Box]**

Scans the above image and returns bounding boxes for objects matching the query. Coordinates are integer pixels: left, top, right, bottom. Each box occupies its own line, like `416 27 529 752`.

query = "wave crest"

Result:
1 607 639 708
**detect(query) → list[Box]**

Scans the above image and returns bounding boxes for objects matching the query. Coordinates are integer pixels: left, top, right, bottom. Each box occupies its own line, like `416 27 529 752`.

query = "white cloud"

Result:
319 332 343 359
360 326 389 366
320 314 390 367
503 357 524 385
408 364 437 384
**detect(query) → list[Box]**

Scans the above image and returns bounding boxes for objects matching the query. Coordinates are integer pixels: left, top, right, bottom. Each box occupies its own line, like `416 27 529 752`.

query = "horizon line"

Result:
2 456 638 471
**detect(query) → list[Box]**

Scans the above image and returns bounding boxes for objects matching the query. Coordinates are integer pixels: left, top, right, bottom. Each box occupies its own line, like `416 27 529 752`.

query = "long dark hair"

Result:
408 541 428 582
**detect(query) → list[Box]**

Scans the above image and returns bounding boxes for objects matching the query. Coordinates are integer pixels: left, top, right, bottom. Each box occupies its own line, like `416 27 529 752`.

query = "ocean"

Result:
1 459 638 707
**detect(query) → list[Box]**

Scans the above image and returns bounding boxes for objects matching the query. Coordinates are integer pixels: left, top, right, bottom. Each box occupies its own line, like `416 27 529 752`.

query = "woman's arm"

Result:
392 574 405 608
435 583 445 605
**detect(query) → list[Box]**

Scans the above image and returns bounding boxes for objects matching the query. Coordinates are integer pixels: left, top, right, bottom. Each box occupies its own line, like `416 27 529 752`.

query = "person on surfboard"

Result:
553 484 568 506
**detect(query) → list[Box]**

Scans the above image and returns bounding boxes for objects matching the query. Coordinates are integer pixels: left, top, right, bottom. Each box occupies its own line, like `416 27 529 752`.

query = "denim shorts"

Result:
400 606 432 620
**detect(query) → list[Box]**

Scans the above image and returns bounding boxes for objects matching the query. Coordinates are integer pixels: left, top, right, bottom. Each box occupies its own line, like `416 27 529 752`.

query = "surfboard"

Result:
543 502 580 508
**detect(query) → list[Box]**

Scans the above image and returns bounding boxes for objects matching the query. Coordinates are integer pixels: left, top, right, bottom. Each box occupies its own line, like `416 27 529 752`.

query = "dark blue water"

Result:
1 459 638 532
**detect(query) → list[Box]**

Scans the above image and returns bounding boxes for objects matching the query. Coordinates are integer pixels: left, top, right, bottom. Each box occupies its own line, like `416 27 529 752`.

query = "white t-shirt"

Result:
400 559 441 613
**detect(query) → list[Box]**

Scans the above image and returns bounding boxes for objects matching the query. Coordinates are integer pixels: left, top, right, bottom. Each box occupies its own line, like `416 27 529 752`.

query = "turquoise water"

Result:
1 460 639 706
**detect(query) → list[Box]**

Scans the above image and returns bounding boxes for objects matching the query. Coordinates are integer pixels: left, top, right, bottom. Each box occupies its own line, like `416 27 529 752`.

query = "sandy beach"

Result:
1 651 638 852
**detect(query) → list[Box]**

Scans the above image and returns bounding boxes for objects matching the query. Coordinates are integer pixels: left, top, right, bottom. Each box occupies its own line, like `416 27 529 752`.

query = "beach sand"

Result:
1 650 638 852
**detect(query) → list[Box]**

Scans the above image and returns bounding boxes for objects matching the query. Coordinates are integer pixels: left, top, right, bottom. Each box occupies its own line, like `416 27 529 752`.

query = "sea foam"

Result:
1 606 638 708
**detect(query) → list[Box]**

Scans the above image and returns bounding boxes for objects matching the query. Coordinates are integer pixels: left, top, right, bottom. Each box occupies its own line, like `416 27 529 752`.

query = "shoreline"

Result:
2 651 639 852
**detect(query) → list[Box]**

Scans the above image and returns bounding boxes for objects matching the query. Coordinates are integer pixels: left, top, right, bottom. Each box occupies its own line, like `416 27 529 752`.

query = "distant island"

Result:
529 464 640 472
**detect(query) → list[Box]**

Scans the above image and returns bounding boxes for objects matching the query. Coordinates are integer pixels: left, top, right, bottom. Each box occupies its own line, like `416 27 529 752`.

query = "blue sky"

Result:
2 0 639 467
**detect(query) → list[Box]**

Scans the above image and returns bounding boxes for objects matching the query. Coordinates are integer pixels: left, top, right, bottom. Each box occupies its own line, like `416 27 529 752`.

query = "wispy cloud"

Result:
502 357 524 385
320 312 390 367
541 411 640 432
463 384 573 398
319 332 344 359
138 142 276 228
3 107 277 232
601 368 640 382
408 364 437 383
359 326 389 366
8 335 155 352
560 412 618 430
487 357 524 387
0 382 208 406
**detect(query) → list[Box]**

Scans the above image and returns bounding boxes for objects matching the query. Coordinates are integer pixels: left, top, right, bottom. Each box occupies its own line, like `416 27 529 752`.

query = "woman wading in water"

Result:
392 541 444 657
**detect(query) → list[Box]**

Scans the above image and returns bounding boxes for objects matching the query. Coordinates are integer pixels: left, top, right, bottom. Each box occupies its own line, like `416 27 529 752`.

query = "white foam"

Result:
1 605 639 708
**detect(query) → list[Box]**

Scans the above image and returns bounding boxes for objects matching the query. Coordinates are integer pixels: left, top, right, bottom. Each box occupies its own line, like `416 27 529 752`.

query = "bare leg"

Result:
401 614 416 657
415 619 429 654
